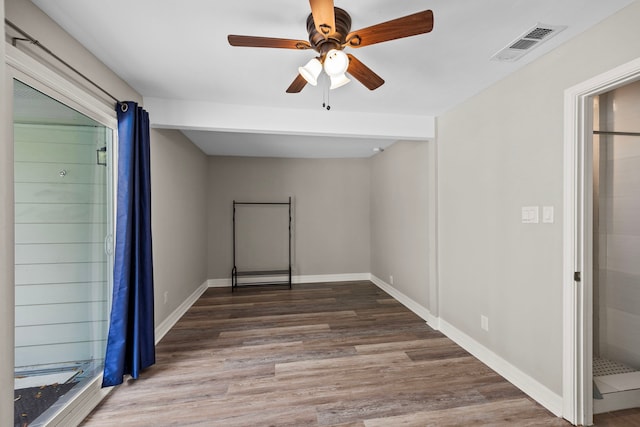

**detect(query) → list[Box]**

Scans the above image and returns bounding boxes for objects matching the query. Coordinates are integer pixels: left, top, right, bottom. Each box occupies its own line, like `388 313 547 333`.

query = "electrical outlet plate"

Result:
543 206 554 223
481 315 489 331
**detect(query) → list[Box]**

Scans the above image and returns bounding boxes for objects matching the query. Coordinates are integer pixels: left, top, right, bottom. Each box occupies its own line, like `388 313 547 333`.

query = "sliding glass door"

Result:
13 78 114 426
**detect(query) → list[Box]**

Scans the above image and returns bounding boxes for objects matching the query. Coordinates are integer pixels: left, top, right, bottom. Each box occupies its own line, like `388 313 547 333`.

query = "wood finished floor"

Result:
82 281 575 426
594 408 640 426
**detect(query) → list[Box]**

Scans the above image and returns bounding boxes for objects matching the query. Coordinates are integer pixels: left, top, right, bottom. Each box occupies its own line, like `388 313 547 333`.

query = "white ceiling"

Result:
30 0 634 157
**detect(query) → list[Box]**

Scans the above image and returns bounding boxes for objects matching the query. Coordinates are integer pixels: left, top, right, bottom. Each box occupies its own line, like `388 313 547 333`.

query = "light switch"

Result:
521 206 539 224
543 206 554 223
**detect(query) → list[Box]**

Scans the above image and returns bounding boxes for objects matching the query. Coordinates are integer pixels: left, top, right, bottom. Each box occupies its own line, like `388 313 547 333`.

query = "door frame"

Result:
562 56 640 426
5 42 118 426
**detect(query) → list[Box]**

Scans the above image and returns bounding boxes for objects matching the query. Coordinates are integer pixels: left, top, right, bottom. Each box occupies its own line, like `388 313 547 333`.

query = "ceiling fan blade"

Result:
346 10 434 48
228 35 311 50
347 54 384 90
309 0 336 38
286 74 308 93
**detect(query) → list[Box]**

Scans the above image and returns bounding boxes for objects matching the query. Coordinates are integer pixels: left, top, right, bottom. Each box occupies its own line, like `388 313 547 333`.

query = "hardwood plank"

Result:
81 282 574 426
364 398 570 427
594 408 640 426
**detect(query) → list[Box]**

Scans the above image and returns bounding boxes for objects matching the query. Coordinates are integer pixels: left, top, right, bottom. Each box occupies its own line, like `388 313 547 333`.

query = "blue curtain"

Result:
102 101 155 387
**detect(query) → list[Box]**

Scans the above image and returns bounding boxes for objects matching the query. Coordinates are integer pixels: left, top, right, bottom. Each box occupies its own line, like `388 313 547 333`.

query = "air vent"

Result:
491 23 567 62
509 39 538 50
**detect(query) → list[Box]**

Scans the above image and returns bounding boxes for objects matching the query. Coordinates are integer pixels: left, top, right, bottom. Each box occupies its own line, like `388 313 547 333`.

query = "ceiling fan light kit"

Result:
329 73 351 90
323 49 350 89
228 0 434 96
324 49 349 76
299 58 323 86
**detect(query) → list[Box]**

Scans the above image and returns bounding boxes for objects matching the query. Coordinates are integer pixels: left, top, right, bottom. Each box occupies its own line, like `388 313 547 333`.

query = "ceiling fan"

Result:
227 0 434 93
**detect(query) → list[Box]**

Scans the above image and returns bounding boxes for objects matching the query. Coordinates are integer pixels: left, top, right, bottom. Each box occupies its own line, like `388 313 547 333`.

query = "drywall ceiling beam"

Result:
143 97 435 141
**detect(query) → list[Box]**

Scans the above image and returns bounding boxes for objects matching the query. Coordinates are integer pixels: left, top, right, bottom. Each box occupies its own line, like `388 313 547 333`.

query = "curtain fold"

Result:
102 101 155 387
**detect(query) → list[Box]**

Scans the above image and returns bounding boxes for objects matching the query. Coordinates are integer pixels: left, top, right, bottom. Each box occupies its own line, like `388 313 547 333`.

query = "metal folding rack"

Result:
231 197 292 291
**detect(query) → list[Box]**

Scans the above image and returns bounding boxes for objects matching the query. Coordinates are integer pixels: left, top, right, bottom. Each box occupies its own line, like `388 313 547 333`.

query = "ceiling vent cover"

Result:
491 23 566 62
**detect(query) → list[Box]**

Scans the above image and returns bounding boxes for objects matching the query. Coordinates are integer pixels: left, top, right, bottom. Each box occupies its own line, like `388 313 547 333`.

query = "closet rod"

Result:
593 130 640 137
5 18 122 107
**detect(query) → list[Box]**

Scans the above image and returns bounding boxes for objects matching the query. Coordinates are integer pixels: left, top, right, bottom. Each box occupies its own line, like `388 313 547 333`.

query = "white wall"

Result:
437 1 640 397
597 80 640 369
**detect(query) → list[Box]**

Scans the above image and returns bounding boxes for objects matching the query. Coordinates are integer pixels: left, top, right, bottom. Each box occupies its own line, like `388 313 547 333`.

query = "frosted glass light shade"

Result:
323 49 349 77
330 73 350 90
298 58 322 86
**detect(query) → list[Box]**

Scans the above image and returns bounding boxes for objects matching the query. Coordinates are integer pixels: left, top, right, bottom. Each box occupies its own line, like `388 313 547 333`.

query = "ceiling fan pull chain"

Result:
322 79 326 109
324 75 331 110
326 87 330 110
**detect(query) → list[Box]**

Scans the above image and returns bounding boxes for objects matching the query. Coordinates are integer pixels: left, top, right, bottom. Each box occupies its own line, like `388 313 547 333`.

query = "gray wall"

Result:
151 129 208 324
437 1 640 396
207 156 371 279
370 141 431 307
3 0 209 420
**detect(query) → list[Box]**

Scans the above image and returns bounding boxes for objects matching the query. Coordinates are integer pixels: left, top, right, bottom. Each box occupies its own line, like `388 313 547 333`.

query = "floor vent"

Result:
491 23 567 62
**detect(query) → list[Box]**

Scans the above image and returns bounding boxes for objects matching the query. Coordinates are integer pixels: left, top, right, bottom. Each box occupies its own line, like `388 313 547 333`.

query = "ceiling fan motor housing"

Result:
306 7 352 55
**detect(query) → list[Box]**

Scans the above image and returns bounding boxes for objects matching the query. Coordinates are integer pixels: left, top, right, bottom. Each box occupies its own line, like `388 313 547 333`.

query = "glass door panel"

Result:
13 79 113 426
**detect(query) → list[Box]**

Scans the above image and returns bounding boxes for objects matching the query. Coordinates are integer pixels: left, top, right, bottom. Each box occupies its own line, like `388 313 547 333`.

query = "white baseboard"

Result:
369 274 432 324
438 318 564 417
425 312 441 331
208 273 370 288
294 273 370 284
155 280 209 344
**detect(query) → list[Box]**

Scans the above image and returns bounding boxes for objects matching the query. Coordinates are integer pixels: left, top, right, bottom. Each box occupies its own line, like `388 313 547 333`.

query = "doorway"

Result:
563 57 640 426
12 79 114 425
591 81 640 414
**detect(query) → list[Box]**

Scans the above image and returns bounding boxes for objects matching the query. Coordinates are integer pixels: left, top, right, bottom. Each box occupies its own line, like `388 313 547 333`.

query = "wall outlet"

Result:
481 315 489 331
389 275 394 285
163 291 168 305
